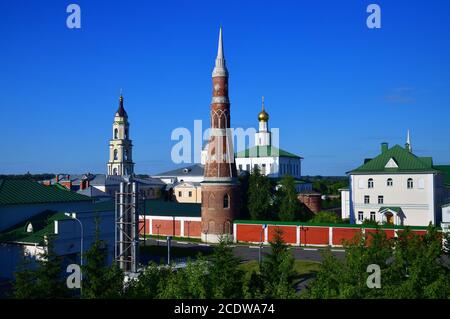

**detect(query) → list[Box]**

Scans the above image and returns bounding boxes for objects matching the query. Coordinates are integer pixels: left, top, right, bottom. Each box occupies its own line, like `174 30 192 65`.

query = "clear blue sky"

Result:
2 0 450 176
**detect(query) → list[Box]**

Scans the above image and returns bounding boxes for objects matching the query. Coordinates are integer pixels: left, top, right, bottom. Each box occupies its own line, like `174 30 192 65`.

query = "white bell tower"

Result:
255 96 271 147
107 93 134 176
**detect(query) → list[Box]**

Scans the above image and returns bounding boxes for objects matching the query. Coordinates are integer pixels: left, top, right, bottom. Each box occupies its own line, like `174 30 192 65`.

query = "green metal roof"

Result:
434 165 450 186
0 210 70 245
235 146 301 159
0 179 92 206
143 200 201 217
349 145 438 174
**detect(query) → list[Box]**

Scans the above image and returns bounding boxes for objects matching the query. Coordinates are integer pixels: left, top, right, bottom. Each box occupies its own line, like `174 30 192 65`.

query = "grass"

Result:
140 243 213 259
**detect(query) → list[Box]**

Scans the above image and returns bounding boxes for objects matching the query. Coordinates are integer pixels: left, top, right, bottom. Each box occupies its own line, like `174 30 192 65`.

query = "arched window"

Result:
124 149 128 161
407 178 413 189
125 128 129 139
114 128 118 139
223 194 230 208
113 168 118 175
387 178 393 186
368 178 374 188
113 149 118 160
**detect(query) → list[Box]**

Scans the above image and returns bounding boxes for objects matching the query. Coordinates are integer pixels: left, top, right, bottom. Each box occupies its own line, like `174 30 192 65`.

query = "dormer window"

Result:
26 222 33 233
385 158 399 169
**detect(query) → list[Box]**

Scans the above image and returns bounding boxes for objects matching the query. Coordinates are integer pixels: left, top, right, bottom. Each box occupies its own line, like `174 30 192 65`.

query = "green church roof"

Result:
348 145 439 174
143 200 201 217
0 179 92 206
235 146 302 159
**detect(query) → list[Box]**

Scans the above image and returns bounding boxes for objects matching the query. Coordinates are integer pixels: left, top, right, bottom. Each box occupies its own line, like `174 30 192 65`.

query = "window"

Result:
368 178 374 188
358 211 364 221
223 194 229 208
387 178 393 186
238 164 242 171
188 191 192 197
370 212 376 221
262 164 266 175
178 191 182 197
125 128 129 139
364 195 370 204
246 164 250 172
378 196 384 204
114 128 118 139
113 149 118 160
407 178 413 189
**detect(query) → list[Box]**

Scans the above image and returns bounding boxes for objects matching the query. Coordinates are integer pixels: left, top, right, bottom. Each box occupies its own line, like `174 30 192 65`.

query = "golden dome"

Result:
258 96 269 122
258 110 269 122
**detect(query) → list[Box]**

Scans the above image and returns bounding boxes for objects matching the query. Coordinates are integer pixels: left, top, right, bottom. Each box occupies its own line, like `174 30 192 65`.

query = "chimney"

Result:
381 142 388 153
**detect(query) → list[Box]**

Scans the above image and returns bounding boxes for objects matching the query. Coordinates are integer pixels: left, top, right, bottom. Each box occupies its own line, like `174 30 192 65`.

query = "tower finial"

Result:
212 26 228 77
262 96 265 111
405 129 412 152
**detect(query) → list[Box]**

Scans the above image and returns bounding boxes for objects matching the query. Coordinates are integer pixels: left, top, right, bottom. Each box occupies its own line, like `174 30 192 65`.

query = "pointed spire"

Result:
212 26 228 77
405 129 412 152
217 26 224 59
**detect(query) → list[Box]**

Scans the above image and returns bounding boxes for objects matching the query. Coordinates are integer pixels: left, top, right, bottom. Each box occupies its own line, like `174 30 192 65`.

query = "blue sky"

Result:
1 0 450 176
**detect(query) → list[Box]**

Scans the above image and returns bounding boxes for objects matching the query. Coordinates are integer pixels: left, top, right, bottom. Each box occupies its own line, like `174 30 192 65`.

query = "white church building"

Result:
341 133 450 226
234 97 303 180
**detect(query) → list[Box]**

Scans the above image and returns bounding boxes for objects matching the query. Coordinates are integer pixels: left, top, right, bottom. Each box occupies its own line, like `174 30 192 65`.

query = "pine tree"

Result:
277 175 301 221
209 240 244 298
82 219 124 298
248 166 272 220
12 255 38 298
260 228 296 298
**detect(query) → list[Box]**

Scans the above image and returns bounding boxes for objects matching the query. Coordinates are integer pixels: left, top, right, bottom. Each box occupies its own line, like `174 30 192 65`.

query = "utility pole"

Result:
167 236 172 265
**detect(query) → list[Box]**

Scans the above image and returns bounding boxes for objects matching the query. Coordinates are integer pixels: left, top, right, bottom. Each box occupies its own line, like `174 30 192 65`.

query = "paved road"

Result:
140 238 345 263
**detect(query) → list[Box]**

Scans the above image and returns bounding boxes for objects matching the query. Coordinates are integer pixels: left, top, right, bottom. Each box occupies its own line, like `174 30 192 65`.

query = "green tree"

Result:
12 255 38 298
248 166 272 220
82 220 124 298
125 262 170 298
260 228 297 298
210 240 244 298
277 175 311 221
13 239 70 299
309 211 342 224
305 225 450 299
158 258 211 299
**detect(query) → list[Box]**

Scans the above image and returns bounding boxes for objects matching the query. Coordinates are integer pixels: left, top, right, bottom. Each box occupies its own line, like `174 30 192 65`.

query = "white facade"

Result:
236 155 302 179
235 98 302 179
346 173 439 226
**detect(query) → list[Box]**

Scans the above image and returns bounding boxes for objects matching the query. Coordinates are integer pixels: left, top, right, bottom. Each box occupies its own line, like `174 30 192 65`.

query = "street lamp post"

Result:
156 225 161 246
167 236 172 265
65 212 84 296
259 224 267 268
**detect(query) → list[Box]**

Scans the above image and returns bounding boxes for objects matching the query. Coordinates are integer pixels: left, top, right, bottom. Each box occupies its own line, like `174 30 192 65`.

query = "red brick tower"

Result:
201 27 240 243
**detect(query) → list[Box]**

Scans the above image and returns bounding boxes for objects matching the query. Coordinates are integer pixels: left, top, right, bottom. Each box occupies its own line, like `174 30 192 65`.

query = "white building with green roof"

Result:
234 98 303 180
341 135 450 226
